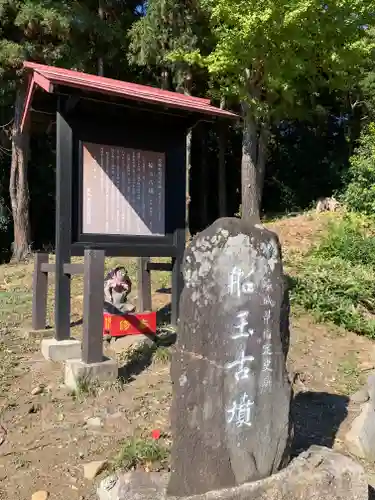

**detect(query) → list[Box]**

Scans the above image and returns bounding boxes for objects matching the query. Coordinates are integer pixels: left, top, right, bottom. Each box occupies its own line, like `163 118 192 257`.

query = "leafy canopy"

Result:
0 0 140 105
185 0 375 119
344 122 375 215
129 0 212 89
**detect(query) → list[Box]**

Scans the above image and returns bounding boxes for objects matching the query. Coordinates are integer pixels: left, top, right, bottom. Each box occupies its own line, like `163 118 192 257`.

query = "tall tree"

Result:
0 0 75 260
129 0 213 234
185 0 375 219
0 0 139 260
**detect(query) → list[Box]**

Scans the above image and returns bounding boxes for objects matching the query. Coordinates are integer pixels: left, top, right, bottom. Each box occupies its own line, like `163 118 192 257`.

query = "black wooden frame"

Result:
69 97 187 256
53 93 190 339
54 99 73 340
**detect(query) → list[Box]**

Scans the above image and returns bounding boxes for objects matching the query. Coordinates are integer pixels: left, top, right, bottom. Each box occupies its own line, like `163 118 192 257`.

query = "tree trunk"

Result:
185 128 192 238
218 97 227 217
241 103 269 221
201 127 208 228
347 101 362 157
98 0 104 76
9 88 31 261
161 69 169 90
256 125 269 209
184 70 193 240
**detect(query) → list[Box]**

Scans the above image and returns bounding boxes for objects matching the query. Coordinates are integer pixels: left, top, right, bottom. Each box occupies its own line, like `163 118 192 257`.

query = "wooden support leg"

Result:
82 249 105 364
32 253 49 330
137 257 152 312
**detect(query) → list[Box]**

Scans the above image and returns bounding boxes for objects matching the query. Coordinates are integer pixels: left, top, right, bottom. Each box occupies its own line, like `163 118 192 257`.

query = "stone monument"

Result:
97 217 369 500
167 217 292 497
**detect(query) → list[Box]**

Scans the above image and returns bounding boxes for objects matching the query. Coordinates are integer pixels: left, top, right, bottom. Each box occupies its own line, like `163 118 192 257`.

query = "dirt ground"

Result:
0 212 374 499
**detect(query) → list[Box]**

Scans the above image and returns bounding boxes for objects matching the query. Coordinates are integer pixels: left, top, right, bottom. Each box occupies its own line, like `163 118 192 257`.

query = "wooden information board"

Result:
82 142 165 236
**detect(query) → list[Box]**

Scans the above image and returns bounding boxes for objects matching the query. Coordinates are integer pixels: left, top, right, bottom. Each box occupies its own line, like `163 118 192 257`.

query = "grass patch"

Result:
0 342 20 395
153 346 171 364
70 377 100 400
0 287 33 329
337 355 363 394
112 437 170 471
313 213 375 266
289 213 375 338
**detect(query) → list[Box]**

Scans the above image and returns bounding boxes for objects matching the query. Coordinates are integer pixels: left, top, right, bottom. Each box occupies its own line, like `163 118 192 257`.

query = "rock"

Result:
345 401 375 460
31 385 45 396
367 373 375 401
28 403 41 414
167 218 292 497
31 491 49 500
84 460 107 480
97 446 367 500
86 417 103 428
345 371 375 460
109 334 154 354
350 387 369 404
316 197 340 213
97 472 168 500
106 411 122 420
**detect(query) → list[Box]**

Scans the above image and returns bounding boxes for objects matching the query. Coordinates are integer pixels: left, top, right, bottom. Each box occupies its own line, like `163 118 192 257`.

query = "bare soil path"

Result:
0 212 373 499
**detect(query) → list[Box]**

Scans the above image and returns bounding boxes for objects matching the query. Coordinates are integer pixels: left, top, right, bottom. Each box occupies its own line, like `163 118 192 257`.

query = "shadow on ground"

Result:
291 391 349 456
156 287 172 294
117 341 155 383
117 326 176 383
70 318 83 327
156 303 172 326
369 486 375 500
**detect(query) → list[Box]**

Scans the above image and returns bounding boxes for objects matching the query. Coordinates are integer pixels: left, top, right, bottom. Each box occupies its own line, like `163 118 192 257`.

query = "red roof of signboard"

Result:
21 61 238 131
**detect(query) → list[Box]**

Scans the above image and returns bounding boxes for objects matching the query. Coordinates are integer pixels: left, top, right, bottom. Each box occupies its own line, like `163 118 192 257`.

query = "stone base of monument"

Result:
96 446 367 500
64 357 118 391
23 327 55 340
41 338 82 361
346 372 375 461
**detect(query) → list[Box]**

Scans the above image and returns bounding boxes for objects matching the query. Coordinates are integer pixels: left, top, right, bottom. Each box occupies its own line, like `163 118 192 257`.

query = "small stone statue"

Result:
104 266 136 314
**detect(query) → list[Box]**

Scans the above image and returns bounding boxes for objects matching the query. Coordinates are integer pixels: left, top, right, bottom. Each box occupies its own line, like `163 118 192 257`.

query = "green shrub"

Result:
289 214 375 338
113 438 169 471
343 122 375 215
313 214 375 266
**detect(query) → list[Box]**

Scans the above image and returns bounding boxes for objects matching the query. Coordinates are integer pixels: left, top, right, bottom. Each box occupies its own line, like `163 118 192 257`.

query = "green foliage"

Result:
290 215 375 338
113 437 169 471
153 346 171 364
0 196 10 232
357 27 375 117
313 214 375 266
0 0 140 101
186 0 375 119
129 0 212 90
343 122 375 215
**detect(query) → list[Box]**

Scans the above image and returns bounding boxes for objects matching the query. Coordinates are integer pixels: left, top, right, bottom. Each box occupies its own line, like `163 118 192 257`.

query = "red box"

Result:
103 311 157 337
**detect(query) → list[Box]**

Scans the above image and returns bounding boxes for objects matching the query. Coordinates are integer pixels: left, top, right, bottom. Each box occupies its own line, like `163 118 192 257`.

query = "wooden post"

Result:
32 253 49 330
82 249 105 364
55 99 73 341
171 228 185 326
170 131 187 327
137 257 152 312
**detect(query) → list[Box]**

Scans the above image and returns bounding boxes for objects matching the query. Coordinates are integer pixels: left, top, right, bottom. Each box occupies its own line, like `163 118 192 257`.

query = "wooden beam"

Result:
54 100 73 341
40 263 84 275
146 262 172 272
82 249 105 364
32 253 49 330
137 257 152 312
